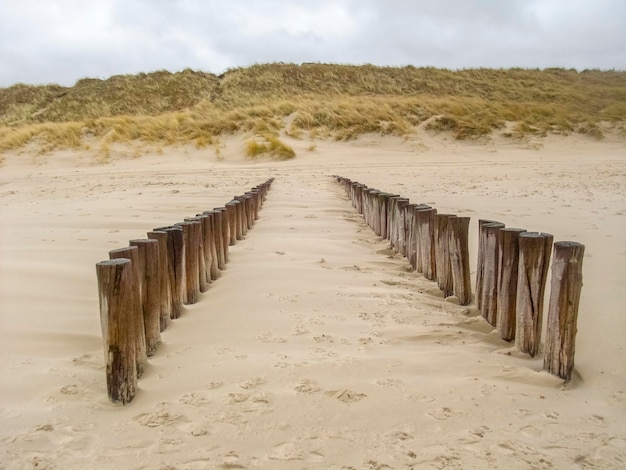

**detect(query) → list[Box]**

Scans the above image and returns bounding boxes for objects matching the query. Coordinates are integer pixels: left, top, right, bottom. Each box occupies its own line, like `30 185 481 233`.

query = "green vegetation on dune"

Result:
0 64 625 157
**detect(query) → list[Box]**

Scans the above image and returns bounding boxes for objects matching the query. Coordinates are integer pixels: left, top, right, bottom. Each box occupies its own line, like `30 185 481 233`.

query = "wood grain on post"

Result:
225 202 238 245
176 221 200 305
480 222 505 326
476 219 501 311
435 214 455 298
234 196 248 237
147 231 171 332
515 232 554 357
161 227 184 319
404 204 418 270
448 216 472 305
201 211 221 280
496 228 527 341
212 208 229 266
543 241 585 381
394 198 410 255
377 193 390 240
416 206 437 280
185 218 209 293
109 246 146 377
129 239 161 356
96 258 137 405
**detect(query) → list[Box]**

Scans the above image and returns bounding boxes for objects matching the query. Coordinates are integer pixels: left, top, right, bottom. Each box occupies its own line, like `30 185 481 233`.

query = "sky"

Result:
1 0 625 87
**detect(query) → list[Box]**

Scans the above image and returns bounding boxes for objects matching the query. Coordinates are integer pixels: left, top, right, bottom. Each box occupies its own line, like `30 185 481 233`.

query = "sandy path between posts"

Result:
1 132 625 469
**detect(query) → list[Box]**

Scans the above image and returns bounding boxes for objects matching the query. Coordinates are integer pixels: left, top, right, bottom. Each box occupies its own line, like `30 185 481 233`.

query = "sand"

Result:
1 130 625 469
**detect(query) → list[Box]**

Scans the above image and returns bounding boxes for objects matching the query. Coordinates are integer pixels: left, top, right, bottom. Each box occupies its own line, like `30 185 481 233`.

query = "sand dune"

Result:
1 131 625 469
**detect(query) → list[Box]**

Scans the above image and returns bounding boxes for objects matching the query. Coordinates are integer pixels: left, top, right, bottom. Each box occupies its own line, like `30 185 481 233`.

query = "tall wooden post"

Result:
416 206 437 281
435 214 455 298
377 193 390 240
200 212 220 280
186 217 209 293
480 222 505 326
515 232 553 357
496 228 526 341
225 202 238 245
109 246 146 377
544 241 585 381
96 258 137 405
476 219 501 311
176 221 200 305
129 239 161 356
161 226 184 319
212 208 229 266
147 231 171 332
448 216 472 305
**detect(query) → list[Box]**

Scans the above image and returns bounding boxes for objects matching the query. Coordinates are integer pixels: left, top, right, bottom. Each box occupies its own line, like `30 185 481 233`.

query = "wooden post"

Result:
201 211 221 280
393 198 409 255
234 196 248 237
147 231 171 332
448 216 472 305
161 227 184 319
515 232 554 357
543 241 585 381
129 239 161 356
176 221 200 305
496 228 526 341
186 217 209 293
480 222 505 326
476 219 501 311
212 208 229 266
435 214 455 298
96 258 137 405
416 206 437 280
377 193 390 240
405 204 418 270
109 246 146 377
225 202 238 245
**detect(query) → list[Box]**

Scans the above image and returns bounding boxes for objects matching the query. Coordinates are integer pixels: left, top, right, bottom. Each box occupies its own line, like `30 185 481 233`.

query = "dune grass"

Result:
0 64 625 159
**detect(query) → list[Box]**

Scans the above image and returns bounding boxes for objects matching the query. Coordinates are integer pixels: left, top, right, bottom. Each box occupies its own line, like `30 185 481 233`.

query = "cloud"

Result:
0 0 624 87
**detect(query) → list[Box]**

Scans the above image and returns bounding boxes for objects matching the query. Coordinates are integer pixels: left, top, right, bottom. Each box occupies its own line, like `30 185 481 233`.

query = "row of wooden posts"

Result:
95 179 274 404
334 176 585 382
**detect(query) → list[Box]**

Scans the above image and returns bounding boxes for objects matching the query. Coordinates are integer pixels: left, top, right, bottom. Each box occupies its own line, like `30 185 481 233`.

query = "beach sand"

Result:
1 130 625 469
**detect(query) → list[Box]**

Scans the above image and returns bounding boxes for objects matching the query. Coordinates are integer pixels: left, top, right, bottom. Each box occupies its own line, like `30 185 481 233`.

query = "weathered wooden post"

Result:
476 219 501 311
416 206 437 280
393 198 410 255
496 228 527 341
448 216 472 305
405 204 418 270
213 207 229 266
109 246 147 377
234 196 248 237
515 232 553 357
147 230 171 332
161 226 184 319
176 221 200 304
201 211 220 280
480 222 505 326
377 192 390 240
96 258 137 405
435 214 455 298
129 239 161 356
543 241 585 381
225 202 238 245
185 218 209 293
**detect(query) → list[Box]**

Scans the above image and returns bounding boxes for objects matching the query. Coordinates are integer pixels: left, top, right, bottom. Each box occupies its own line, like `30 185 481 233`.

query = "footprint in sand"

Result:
294 379 320 394
326 389 367 404
426 407 461 421
133 410 184 427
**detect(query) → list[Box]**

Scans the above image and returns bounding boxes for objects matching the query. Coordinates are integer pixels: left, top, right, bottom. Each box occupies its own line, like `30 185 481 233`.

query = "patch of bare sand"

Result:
1 132 625 469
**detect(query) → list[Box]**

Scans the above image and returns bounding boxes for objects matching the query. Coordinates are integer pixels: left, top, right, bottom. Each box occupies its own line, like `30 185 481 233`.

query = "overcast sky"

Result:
1 0 625 87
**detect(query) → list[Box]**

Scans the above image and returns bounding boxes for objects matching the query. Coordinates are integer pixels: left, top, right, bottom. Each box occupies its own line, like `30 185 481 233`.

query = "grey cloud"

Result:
0 0 624 87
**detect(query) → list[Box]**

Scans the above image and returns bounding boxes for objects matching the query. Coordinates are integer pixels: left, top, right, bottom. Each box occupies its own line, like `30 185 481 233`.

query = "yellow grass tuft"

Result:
246 133 296 160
